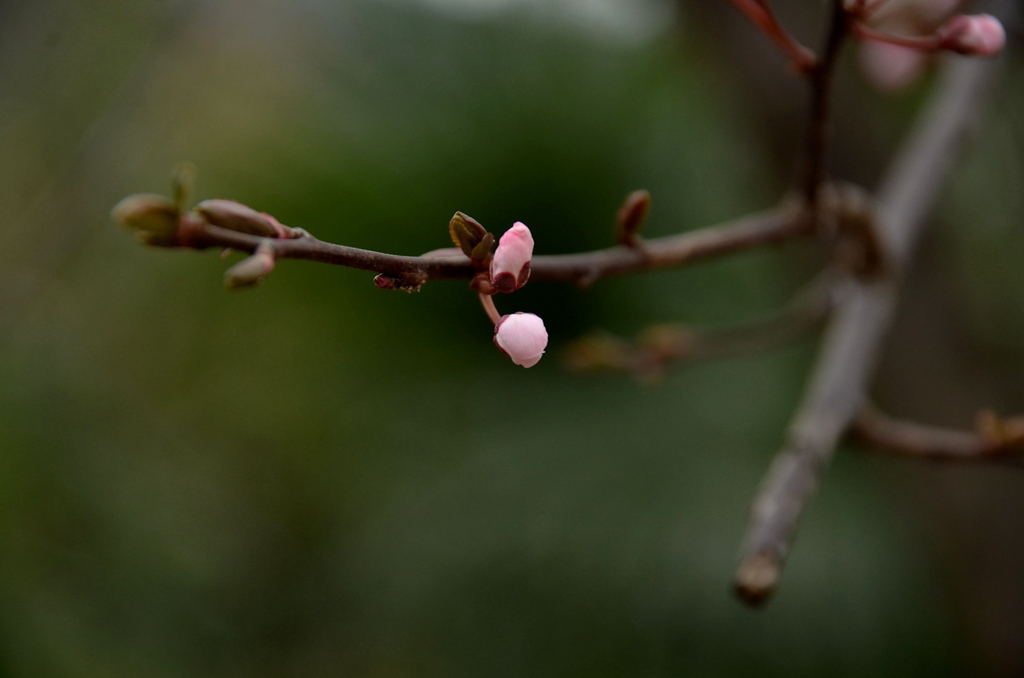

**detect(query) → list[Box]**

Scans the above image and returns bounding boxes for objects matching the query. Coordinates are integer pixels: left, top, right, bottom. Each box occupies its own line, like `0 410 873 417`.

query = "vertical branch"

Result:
803 0 850 213
734 56 1001 606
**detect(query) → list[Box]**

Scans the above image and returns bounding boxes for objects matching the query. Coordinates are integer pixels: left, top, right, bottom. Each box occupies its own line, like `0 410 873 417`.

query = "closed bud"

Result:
224 245 276 290
195 199 278 237
111 194 180 245
260 212 295 239
470 232 495 263
448 212 489 259
616 190 651 246
938 14 1005 57
493 312 547 368
490 222 533 293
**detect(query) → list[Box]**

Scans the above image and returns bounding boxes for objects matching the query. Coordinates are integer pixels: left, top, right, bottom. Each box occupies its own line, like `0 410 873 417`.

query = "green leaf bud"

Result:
111 194 181 245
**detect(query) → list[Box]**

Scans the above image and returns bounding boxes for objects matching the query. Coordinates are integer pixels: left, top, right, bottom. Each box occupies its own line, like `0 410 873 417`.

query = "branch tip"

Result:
734 552 781 607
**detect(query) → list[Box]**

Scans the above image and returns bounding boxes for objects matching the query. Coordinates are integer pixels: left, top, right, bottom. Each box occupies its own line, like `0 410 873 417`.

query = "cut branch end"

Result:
735 551 781 607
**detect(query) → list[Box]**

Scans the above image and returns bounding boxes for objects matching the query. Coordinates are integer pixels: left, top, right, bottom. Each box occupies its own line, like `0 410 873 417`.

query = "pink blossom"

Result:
490 222 534 293
939 14 1006 57
494 312 547 368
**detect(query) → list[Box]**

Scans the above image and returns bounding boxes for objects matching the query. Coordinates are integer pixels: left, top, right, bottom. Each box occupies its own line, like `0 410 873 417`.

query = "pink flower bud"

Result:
490 222 534 293
494 312 547 368
939 14 1006 57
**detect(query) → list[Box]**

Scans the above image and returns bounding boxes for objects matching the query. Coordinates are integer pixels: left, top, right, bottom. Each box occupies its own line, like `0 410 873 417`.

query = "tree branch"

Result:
182 205 807 289
734 55 1001 606
850 406 1024 467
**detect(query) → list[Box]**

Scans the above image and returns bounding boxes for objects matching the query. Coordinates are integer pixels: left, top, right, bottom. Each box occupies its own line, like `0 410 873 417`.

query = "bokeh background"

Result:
0 0 1022 675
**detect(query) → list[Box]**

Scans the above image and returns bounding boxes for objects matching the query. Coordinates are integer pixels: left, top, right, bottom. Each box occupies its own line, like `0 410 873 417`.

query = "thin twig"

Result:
478 292 501 325
851 406 1024 467
183 206 807 289
564 270 840 375
802 0 849 212
726 0 817 70
850 22 943 51
734 55 1001 606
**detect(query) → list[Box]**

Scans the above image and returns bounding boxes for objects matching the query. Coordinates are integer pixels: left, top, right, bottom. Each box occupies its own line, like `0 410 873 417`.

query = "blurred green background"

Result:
0 0 1023 675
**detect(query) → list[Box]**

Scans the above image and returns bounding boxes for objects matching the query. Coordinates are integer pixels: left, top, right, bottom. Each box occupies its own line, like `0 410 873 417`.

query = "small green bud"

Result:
448 212 489 258
111 193 181 245
469 232 494 263
195 199 277 237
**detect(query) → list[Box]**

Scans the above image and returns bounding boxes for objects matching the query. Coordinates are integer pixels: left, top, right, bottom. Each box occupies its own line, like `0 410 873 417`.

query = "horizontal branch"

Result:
184 206 806 288
850 406 1024 467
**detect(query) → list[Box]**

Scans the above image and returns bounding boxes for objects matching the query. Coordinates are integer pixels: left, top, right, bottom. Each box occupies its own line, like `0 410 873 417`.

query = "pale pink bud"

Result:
494 312 547 368
490 222 534 293
939 14 1005 57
